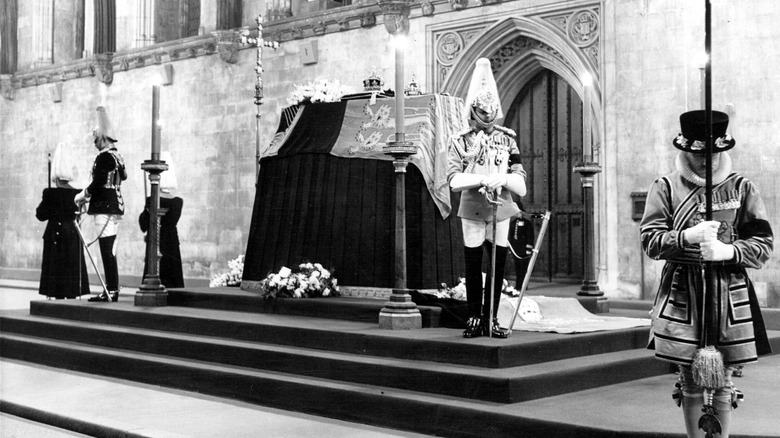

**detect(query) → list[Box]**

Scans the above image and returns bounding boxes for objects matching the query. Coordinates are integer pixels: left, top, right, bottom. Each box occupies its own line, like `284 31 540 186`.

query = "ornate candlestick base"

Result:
573 161 604 297
136 160 169 307
378 141 422 330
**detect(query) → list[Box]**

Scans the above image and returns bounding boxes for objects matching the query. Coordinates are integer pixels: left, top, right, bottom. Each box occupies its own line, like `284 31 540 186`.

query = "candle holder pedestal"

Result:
136 160 169 307
573 161 604 298
378 142 422 330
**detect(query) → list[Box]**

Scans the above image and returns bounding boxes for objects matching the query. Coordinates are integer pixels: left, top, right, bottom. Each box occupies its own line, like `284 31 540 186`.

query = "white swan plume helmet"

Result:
463 58 503 125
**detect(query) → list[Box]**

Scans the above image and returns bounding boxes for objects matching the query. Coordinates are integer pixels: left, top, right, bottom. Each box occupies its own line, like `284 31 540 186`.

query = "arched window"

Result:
217 0 242 30
94 0 116 53
156 0 200 44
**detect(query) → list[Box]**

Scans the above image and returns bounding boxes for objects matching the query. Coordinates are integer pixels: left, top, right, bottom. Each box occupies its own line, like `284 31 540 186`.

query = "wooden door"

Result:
504 70 584 282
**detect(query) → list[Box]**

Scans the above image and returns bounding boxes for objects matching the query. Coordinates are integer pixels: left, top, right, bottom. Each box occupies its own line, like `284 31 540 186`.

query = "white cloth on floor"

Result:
497 294 651 334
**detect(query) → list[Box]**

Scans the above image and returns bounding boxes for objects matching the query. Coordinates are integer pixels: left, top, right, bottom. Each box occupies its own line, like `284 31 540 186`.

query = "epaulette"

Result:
494 125 516 137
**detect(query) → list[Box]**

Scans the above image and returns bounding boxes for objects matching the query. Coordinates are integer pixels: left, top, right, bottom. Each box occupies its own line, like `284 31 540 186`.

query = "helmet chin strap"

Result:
470 106 497 131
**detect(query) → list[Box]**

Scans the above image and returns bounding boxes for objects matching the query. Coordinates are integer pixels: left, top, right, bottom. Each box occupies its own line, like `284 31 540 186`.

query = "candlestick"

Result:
582 81 592 160
151 85 161 161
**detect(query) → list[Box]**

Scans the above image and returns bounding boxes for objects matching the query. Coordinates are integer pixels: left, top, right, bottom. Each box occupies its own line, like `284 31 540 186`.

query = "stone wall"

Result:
605 0 780 298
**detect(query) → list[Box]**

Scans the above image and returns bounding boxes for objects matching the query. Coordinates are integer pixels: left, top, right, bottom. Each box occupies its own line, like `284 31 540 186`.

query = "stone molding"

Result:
5 0 558 92
430 2 601 95
9 34 217 90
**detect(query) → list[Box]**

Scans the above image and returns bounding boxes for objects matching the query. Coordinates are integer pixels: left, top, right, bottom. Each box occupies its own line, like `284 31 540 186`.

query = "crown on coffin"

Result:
363 68 384 92
404 72 422 96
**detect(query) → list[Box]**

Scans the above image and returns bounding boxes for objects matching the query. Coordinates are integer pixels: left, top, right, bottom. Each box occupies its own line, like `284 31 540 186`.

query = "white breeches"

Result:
93 214 122 238
461 217 510 248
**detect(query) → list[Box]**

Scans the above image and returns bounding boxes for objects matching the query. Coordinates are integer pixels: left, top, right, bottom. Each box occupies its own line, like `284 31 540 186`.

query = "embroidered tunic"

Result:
640 171 773 366
446 127 525 221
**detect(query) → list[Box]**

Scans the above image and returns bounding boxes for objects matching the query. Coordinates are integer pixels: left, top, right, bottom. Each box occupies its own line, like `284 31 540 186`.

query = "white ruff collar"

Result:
676 152 732 187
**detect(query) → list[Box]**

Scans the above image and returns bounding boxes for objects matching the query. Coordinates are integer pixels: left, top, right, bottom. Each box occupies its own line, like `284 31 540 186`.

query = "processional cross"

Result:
239 15 280 179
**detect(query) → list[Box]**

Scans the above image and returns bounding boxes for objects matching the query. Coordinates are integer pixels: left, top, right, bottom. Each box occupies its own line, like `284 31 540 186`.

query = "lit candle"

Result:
151 85 161 161
394 34 406 144
582 73 592 160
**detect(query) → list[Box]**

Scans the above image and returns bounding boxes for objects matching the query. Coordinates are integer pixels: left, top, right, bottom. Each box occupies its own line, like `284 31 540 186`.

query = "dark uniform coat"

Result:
139 196 184 288
36 188 90 298
86 147 127 215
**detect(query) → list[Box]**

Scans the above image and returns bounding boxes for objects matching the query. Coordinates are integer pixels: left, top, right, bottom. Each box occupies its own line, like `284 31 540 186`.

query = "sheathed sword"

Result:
506 211 551 333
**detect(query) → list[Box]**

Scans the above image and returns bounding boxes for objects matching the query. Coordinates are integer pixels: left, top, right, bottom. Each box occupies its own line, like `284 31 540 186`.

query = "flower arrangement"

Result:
436 277 518 301
436 278 467 301
286 78 353 106
258 262 340 299
209 255 245 287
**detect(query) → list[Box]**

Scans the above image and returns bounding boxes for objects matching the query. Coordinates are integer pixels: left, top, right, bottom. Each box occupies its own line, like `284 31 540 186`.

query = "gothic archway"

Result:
431 11 604 283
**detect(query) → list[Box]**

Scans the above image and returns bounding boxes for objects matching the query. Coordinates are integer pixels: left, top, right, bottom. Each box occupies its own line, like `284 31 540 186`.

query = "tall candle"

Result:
394 35 406 144
151 85 161 161
583 82 592 160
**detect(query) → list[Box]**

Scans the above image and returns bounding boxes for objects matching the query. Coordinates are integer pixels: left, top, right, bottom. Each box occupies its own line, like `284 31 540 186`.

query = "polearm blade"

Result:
507 211 551 332
703 0 717 347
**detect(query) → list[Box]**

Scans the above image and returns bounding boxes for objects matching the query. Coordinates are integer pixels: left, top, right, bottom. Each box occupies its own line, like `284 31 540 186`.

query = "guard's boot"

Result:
489 317 510 338
463 316 483 338
88 291 111 302
99 236 119 298
462 245 484 337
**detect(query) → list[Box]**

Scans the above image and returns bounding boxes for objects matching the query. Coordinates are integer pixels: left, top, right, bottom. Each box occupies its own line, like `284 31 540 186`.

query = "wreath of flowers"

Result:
209 255 245 287
286 78 353 106
258 262 340 299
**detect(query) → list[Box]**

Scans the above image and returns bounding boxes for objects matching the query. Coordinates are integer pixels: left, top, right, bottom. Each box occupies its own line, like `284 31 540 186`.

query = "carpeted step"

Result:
25 300 651 369
0 332 670 438
168 288 446 326
0 313 669 404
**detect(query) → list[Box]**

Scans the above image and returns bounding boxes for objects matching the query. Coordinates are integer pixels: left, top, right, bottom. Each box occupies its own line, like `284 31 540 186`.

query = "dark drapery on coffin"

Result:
241 95 467 290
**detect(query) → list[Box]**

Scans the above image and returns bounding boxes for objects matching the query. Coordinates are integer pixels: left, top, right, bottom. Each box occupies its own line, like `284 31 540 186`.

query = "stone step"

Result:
0 313 669 404
26 299 651 369
0 332 669 438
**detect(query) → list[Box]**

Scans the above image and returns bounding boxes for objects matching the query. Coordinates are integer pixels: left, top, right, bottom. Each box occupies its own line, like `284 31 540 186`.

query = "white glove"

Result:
74 189 90 207
683 220 720 244
481 173 507 191
700 240 735 262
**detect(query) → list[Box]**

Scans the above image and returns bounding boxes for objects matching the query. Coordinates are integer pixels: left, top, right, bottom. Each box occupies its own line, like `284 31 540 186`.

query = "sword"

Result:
73 212 109 295
506 211 551 333
482 188 502 338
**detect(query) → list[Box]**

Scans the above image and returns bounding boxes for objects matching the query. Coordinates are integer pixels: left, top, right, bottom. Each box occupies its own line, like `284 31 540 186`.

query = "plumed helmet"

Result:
51 142 76 183
463 58 503 124
159 151 178 191
93 106 117 143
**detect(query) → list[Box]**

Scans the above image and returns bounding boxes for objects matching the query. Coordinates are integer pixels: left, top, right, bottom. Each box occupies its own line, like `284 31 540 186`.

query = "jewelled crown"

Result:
404 72 422 96
363 68 384 92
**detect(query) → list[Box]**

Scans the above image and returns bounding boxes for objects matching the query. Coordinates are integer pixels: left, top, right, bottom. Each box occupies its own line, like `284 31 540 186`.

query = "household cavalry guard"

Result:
446 58 527 338
75 106 127 302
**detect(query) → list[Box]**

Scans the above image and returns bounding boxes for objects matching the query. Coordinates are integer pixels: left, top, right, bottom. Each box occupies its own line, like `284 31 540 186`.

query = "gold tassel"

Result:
692 346 726 389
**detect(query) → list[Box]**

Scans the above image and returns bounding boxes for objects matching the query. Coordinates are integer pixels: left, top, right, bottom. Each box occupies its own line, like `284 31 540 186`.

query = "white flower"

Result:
322 269 331 279
323 288 331 296
294 289 303 298
311 270 321 278
314 263 323 270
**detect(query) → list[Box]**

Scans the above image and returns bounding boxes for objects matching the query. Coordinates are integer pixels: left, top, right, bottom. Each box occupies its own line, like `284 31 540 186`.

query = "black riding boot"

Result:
483 242 510 338
94 236 119 302
463 245 484 338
